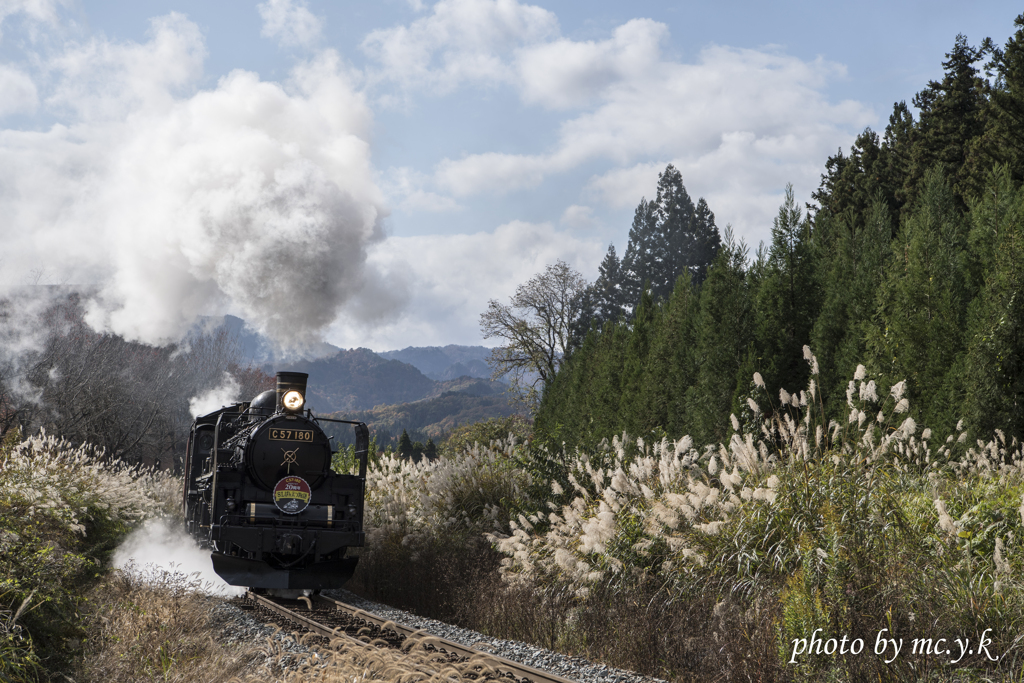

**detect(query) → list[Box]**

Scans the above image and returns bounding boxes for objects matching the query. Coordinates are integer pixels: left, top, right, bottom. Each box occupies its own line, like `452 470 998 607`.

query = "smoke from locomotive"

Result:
183 371 367 589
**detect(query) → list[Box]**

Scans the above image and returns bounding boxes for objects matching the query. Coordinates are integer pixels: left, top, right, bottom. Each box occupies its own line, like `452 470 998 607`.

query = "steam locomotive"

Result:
183 372 368 590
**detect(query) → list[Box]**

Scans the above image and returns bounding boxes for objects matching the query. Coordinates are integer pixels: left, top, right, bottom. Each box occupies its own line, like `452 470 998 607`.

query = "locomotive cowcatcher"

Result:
183 371 368 590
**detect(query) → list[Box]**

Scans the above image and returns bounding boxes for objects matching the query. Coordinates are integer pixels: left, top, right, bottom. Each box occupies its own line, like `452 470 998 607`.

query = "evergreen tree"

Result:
424 437 438 459
586 323 629 440
535 319 629 451
591 244 629 326
691 198 722 286
981 14 1024 186
884 101 917 215
810 197 893 422
751 185 819 401
963 167 1024 441
870 169 975 437
621 165 720 308
684 229 752 445
653 165 697 301
397 429 413 458
812 129 897 235
621 199 657 307
619 286 656 436
647 275 698 438
908 34 990 207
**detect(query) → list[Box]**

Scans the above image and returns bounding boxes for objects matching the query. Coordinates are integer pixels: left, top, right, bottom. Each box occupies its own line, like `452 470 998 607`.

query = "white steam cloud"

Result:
0 13 399 350
113 517 244 597
188 371 241 418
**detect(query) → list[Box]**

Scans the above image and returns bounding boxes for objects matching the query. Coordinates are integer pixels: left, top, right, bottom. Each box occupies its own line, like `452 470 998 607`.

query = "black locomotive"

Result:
183 371 368 590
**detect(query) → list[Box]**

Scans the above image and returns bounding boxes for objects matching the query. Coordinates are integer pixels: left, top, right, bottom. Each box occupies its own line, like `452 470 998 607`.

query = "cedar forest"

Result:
535 22 1024 454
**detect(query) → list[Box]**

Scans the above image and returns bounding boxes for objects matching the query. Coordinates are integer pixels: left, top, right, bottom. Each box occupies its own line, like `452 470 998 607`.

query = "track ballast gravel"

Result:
211 589 668 683
321 588 669 683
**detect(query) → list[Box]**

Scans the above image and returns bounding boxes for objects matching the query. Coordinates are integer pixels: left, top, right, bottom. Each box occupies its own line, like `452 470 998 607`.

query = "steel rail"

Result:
245 591 461 680
245 591 367 648
314 593 581 683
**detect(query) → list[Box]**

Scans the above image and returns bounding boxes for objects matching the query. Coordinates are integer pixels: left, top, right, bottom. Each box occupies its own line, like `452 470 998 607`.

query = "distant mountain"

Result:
209 316 509 416
321 391 523 444
378 345 493 381
273 348 437 413
219 314 342 363
427 376 506 398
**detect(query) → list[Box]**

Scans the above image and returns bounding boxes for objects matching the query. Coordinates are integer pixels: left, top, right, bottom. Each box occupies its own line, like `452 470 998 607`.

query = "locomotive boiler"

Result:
183 371 368 590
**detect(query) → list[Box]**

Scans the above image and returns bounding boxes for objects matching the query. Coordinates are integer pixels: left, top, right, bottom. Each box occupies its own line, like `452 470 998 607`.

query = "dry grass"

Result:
76 562 526 683
75 564 256 683
345 350 1024 682
238 631 525 683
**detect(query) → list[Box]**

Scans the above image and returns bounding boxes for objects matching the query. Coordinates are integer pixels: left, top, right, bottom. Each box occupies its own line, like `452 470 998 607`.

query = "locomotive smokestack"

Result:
276 372 309 413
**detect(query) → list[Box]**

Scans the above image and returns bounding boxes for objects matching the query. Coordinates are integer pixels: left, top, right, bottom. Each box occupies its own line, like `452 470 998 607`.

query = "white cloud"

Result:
328 221 604 349
46 13 206 120
0 0 63 40
0 64 37 114
365 3 873 243
438 43 870 186
585 128 828 247
382 165 462 212
361 0 557 96
0 16 397 349
560 204 595 230
516 18 667 110
400 189 462 212
433 40 871 239
435 151 555 196
258 0 323 49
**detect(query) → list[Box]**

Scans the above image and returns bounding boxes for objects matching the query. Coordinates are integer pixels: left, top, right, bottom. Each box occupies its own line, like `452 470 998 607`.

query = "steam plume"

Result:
0 13 399 350
113 518 244 597
188 372 241 418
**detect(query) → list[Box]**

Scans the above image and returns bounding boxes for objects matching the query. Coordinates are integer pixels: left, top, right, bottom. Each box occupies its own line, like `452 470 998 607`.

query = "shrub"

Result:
0 428 179 675
352 349 1024 681
439 415 532 458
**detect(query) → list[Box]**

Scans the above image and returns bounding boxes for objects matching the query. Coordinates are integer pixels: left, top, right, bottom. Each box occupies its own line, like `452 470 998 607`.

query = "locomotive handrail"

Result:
313 418 370 479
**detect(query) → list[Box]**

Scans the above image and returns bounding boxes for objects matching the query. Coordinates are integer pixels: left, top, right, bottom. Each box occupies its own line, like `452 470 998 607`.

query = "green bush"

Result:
353 352 1024 681
0 428 178 676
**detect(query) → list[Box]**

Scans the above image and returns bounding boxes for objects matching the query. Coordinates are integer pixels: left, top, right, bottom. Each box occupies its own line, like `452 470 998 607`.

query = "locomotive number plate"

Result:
270 428 314 442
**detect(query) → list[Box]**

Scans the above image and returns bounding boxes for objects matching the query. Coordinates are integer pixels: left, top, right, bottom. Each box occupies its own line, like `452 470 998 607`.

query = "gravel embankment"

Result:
210 600 321 671
321 589 667 683
211 590 668 683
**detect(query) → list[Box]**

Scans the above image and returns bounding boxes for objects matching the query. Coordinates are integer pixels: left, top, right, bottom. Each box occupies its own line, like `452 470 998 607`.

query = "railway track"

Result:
242 590 581 683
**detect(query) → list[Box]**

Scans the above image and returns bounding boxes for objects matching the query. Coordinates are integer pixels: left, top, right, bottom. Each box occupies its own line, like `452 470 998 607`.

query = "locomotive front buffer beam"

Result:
210 523 365 589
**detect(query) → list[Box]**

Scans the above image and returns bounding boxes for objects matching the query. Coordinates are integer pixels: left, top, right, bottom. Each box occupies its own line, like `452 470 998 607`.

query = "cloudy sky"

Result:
0 1 1019 352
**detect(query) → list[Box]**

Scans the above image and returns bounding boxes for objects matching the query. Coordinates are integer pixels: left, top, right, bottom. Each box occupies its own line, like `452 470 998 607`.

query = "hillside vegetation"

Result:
345 19 1024 682
537 20 1024 456
0 429 178 679
323 389 522 445
351 356 1024 681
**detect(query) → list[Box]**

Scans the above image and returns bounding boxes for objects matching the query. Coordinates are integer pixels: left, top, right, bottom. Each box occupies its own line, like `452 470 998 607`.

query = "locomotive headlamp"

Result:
282 390 305 411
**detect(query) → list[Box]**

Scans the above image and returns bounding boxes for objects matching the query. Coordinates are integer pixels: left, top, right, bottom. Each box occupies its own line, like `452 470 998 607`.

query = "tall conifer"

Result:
870 169 974 437
591 244 628 326
751 186 818 401
684 230 752 445
963 167 1024 441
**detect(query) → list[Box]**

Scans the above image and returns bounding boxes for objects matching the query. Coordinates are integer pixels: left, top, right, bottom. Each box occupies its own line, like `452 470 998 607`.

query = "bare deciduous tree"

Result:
0 290 273 472
480 260 588 409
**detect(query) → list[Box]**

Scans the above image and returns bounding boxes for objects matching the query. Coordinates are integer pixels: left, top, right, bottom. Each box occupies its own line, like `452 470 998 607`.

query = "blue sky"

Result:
0 1 1019 352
